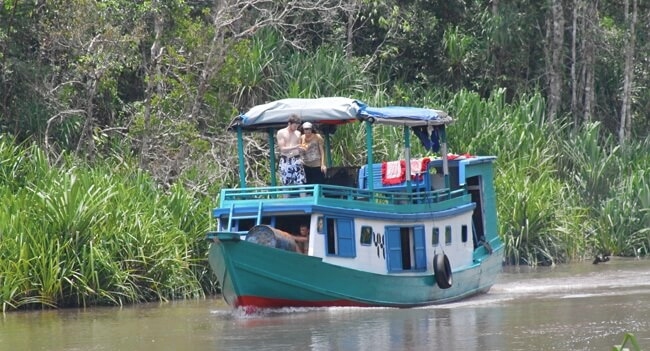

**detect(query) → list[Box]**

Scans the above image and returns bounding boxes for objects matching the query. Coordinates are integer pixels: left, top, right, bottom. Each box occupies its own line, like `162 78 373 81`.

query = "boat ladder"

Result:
226 202 263 234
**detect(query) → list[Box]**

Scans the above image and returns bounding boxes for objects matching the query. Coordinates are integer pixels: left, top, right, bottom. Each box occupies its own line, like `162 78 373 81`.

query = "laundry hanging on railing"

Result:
381 160 405 185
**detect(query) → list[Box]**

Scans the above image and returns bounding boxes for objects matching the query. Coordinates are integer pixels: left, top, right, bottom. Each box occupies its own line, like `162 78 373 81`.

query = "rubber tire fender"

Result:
433 253 452 289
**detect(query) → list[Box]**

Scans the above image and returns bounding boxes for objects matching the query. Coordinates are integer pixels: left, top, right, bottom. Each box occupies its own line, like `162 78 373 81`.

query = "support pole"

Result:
440 126 450 189
268 128 277 186
365 121 374 192
237 126 246 188
404 125 412 192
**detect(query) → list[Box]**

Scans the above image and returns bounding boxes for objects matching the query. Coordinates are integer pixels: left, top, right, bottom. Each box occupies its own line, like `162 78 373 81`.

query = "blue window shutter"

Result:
414 225 427 270
336 218 356 257
385 227 403 272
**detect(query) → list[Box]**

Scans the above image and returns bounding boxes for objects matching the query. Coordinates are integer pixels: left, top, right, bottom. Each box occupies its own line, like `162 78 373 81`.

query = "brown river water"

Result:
1 257 649 351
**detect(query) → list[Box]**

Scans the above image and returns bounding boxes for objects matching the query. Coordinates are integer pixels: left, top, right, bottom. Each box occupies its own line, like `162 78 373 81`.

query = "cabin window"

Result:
274 215 310 237
461 225 468 243
445 225 452 245
324 217 356 258
223 215 285 233
226 218 256 232
385 225 426 272
432 227 440 246
360 226 373 246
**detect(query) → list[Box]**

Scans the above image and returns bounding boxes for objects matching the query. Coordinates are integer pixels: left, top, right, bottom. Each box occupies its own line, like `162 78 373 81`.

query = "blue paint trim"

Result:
214 202 476 222
458 159 467 187
456 157 495 187
311 202 476 221
414 226 426 269
385 225 427 273
385 227 402 271
214 203 313 217
336 218 356 257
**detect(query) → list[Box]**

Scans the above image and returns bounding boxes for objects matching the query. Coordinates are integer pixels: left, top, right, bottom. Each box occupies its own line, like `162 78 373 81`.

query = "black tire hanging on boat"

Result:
433 253 452 289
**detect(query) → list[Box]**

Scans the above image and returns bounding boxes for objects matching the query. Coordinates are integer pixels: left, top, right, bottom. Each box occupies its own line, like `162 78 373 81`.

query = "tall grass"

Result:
270 45 369 99
556 124 650 257
0 139 214 311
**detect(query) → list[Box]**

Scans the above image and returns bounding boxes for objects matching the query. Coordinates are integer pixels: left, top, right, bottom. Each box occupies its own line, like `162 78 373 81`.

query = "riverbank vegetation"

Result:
1 1 649 309
0 136 218 311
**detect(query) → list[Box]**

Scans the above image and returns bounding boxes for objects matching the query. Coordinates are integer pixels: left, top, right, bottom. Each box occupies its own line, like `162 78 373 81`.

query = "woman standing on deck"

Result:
300 122 326 184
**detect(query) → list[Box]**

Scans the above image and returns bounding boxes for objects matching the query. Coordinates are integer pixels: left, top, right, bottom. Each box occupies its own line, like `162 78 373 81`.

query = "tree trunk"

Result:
188 19 225 122
75 77 98 161
140 0 164 168
619 0 637 144
345 1 359 59
491 0 500 83
582 0 597 124
1 1 18 124
570 0 580 127
547 0 564 123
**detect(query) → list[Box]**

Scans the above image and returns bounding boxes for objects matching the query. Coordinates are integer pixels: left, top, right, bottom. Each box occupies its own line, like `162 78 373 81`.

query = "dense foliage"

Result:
0 136 217 311
1 1 649 309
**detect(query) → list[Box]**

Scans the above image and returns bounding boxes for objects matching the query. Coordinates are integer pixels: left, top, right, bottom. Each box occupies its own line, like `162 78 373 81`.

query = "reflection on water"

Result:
1 258 649 351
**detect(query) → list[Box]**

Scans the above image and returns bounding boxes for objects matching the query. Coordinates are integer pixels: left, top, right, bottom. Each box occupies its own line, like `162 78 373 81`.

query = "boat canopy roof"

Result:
228 97 453 132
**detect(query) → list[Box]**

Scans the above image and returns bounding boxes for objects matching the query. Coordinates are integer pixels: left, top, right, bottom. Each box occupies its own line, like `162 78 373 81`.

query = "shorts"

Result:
279 155 306 186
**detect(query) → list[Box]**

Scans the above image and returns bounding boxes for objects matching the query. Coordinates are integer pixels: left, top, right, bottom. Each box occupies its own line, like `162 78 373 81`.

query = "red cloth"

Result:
381 160 406 185
381 158 432 184
447 153 475 160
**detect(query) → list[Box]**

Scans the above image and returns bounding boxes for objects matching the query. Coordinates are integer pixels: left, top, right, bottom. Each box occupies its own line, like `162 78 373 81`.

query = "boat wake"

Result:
454 259 650 307
211 259 650 316
227 305 398 318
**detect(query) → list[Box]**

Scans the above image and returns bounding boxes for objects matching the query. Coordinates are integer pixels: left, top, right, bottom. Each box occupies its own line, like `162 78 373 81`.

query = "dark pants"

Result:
304 166 325 184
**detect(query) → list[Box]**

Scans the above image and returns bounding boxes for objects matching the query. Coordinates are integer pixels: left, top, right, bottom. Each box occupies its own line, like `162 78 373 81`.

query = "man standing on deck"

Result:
276 114 306 186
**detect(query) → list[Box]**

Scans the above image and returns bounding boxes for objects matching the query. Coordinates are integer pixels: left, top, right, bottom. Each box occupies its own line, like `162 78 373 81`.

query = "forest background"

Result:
1 0 649 310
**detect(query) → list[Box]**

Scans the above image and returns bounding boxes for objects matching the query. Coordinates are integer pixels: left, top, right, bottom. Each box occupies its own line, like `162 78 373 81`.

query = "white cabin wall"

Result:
308 211 475 275
431 212 476 270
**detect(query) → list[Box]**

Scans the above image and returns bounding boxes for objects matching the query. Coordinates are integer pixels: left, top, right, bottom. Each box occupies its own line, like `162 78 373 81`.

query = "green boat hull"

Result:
208 233 504 309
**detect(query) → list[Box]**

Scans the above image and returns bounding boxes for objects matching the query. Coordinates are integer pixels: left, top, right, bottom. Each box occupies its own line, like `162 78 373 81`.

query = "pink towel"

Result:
409 157 430 176
409 157 431 181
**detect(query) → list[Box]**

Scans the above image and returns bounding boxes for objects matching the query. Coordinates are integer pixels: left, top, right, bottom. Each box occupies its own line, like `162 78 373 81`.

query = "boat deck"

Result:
214 156 496 215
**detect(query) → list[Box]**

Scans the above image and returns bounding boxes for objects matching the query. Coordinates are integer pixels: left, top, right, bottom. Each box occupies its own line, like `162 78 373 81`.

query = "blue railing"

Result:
219 184 464 207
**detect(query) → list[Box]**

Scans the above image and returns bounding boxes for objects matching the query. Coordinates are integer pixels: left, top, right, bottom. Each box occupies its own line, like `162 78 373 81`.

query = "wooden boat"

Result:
206 97 503 309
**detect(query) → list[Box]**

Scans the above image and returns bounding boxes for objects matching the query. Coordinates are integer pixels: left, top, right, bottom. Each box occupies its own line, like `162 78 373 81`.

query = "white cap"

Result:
302 122 313 129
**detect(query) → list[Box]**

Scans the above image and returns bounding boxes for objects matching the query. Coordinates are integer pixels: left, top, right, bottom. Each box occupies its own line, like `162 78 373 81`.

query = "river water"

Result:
2 258 649 351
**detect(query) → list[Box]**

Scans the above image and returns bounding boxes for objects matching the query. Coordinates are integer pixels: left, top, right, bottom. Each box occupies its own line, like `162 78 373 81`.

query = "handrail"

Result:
219 184 465 207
